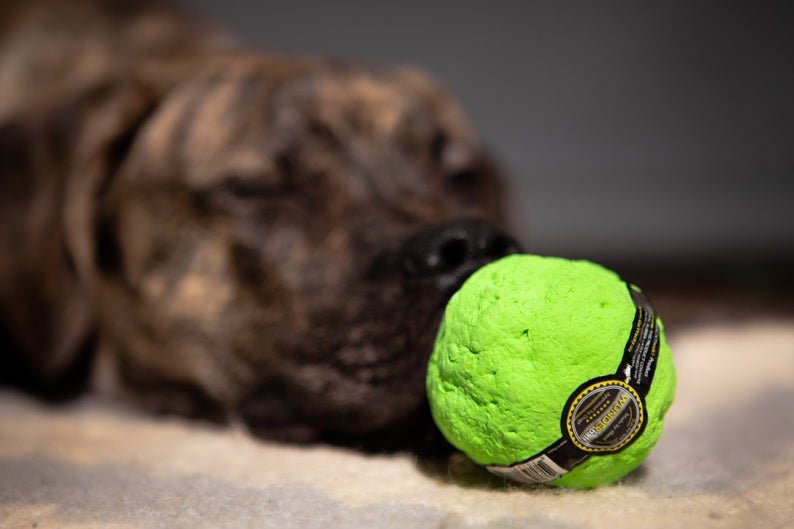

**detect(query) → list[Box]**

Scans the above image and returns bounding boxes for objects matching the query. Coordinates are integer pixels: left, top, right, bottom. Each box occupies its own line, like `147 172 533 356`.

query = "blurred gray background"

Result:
183 0 793 265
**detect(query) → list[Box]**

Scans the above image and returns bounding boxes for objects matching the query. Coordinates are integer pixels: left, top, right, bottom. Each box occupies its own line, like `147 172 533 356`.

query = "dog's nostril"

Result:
400 219 521 286
435 237 469 272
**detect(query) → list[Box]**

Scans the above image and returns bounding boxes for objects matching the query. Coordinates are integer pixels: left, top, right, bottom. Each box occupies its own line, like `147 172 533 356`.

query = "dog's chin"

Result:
342 314 454 456
238 292 453 452
303 285 461 453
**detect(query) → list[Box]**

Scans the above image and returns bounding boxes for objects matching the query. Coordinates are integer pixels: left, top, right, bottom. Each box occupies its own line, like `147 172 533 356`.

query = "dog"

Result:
0 0 519 453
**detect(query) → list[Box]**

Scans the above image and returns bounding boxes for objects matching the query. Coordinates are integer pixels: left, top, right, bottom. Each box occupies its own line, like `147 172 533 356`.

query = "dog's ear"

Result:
59 81 156 297
59 81 158 376
0 80 155 396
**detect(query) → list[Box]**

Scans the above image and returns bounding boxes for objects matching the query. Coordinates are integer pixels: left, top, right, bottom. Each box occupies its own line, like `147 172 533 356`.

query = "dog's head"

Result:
64 56 519 450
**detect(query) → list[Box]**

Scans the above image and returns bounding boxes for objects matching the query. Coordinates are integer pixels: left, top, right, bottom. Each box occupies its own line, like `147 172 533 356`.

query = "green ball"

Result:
426 254 676 489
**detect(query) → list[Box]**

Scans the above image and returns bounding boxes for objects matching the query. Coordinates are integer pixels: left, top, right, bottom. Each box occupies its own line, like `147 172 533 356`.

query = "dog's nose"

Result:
401 219 521 291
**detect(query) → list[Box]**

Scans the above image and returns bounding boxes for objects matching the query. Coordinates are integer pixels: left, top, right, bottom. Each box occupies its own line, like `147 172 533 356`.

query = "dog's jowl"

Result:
0 0 520 452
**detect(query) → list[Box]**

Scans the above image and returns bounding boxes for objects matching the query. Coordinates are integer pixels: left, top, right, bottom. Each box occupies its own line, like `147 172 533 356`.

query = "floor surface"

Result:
1 320 793 529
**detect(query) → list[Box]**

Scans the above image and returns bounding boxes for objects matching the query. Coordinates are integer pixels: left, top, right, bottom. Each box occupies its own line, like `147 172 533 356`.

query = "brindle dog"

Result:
0 0 519 452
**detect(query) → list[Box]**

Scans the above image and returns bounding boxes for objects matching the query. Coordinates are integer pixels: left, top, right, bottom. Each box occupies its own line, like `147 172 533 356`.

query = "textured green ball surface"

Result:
426 254 676 489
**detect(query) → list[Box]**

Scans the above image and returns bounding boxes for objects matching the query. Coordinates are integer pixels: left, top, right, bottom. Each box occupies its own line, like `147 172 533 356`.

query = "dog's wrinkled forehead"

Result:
134 60 478 191
272 68 483 210
274 66 476 145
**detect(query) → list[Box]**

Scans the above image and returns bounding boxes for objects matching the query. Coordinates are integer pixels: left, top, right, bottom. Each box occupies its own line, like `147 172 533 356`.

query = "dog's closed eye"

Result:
194 154 320 224
210 154 301 201
219 173 290 199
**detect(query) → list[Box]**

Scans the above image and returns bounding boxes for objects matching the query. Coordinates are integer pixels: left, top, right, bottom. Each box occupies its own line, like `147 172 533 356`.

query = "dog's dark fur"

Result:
0 0 518 452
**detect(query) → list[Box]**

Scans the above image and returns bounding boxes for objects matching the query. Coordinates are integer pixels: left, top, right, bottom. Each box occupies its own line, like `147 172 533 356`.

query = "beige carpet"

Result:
1 320 793 529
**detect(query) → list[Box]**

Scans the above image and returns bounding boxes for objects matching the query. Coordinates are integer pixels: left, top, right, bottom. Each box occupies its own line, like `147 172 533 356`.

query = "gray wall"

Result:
183 1 794 263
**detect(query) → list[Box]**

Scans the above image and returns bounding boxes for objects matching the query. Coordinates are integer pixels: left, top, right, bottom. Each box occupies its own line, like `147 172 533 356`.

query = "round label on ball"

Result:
564 379 645 453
